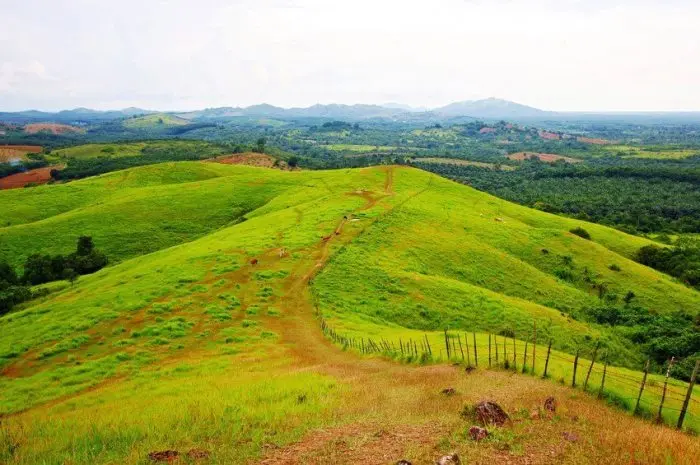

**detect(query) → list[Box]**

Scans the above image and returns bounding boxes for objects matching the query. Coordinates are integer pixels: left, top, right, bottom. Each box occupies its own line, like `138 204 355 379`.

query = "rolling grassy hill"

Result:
122 113 189 129
1 164 698 464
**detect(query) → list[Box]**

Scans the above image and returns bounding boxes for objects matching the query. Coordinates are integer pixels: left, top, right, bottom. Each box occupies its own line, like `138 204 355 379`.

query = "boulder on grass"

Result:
544 396 557 412
436 453 461 465
474 401 510 426
468 426 489 441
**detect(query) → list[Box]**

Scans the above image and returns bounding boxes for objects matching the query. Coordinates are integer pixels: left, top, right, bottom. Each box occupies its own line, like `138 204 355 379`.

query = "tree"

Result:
254 137 266 153
63 268 79 286
76 236 94 256
287 156 299 168
22 254 55 285
0 261 18 286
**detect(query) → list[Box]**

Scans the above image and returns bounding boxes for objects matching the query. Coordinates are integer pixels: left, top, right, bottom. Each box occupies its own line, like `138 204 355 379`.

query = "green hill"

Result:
1 164 698 464
122 113 189 129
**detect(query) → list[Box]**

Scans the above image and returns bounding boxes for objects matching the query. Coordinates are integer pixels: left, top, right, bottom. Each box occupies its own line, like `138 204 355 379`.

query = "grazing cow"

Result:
250 258 258 266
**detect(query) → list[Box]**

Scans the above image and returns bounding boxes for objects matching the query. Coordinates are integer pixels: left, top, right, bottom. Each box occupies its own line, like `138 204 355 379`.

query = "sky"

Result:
0 0 698 112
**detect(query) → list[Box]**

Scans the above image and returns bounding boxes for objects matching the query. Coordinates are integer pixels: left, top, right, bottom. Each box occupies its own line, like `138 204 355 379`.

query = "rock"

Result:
465 366 475 374
474 401 510 426
530 409 541 420
562 432 579 442
436 453 461 465
441 387 457 396
544 396 557 412
468 426 489 441
148 450 179 462
396 461 413 465
187 449 210 460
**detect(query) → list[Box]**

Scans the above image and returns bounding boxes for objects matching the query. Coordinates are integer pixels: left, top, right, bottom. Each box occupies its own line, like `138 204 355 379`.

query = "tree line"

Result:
0 236 107 315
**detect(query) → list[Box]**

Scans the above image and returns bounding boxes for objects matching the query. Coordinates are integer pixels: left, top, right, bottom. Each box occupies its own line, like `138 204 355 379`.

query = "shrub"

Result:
570 227 591 240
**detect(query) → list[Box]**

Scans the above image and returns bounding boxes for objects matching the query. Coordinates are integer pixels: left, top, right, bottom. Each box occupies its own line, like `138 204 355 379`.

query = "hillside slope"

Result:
1 165 698 464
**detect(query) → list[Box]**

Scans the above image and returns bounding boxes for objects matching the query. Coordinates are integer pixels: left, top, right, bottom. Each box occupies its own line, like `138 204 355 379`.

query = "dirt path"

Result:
256 166 700 465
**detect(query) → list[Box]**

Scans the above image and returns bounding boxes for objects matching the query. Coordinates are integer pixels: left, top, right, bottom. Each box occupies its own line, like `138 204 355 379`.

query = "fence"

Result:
318 318 699 432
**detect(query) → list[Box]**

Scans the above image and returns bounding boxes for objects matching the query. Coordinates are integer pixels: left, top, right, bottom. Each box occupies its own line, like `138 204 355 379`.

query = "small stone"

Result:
442 388 456 396
436 453 461 465
544 396 557 412
474 401 510 426
530 409 541 420
396 461 412 465
469 426 489 441
148 450 179 462
562 432 579 442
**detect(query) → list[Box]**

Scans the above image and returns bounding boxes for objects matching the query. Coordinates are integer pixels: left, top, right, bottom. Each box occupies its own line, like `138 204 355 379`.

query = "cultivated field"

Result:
508 152 582 163
0 165 62 190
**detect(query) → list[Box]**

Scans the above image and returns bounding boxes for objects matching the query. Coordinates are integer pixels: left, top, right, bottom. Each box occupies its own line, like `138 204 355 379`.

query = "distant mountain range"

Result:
2 98 699 124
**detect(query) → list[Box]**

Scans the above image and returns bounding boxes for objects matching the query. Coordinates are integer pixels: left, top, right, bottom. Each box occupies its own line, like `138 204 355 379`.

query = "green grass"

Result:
1 164 698 463
123 113 189 129
323 144 398 152
0 162 301 268
52 143 146 160
605 145 700 159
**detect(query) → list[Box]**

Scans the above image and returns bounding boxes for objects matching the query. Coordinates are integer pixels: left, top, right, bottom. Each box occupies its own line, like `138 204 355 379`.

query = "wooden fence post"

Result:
457 334 465 361
444 329 451 360
488 334 492 368
424 334 432 356
465 333 471 367
532 321 537 374
503 335 507 368
495 334 499 363
543 340 552 378
584 341 600 391
512 333 517 371
656 357 675 424
522 338 529 374
473 332 478 367
572 349 580 387
598 352 608 400
634 360 650 416
678 359 699 430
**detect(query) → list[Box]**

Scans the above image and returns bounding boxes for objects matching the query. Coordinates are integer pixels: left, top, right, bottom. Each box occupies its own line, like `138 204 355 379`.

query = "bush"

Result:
570 227 591 240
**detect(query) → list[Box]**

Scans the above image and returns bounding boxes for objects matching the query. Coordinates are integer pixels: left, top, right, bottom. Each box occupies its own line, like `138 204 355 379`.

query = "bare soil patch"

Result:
24 123 84 135
538 131 560 141
577 137 612 145
0 145 42 162
0 165 63 189
507 152 581 163
208 152 290 169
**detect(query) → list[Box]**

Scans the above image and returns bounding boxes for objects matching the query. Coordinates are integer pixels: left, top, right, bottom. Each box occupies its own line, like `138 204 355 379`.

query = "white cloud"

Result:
0 0 698 111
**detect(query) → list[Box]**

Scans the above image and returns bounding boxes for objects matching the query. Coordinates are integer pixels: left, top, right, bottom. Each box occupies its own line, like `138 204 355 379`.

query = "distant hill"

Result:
123 113 189 129
434 97 553 118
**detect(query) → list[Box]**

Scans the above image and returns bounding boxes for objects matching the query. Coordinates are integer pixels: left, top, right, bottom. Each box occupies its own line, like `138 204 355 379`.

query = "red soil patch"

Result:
577 136 613 145
538 130 560 141
0 165 63 189
0 145 42 162
207 152 288 169
507 152 581 163
24 123 84 135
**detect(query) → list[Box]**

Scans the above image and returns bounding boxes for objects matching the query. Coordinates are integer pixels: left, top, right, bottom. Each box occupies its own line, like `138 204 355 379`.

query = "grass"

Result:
1 164 699 463
51 143 146 160
415 157 516 170
122 113 189 129
323 144 398 152
606 145 700 159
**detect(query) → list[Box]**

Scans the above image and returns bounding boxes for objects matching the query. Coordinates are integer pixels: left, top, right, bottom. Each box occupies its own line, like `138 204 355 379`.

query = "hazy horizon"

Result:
2 0 699 112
